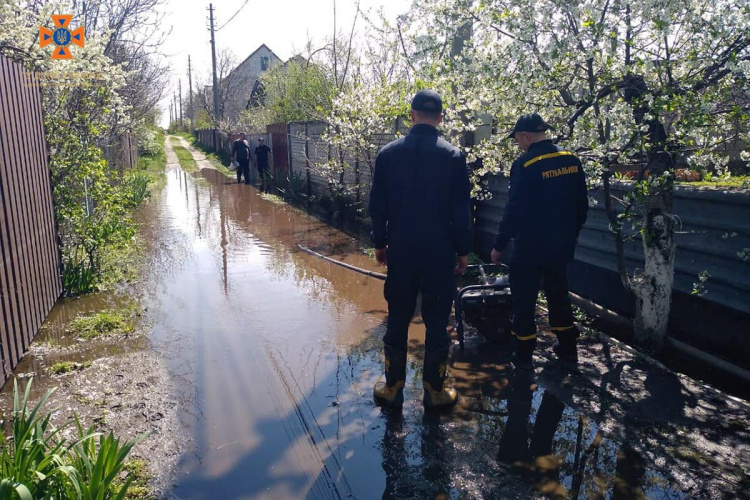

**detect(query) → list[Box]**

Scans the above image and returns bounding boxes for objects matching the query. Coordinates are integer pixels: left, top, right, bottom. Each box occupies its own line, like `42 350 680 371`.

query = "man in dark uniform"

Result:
491 113 588 370
231 132 251 184
369 89 472 410
255 138 271 180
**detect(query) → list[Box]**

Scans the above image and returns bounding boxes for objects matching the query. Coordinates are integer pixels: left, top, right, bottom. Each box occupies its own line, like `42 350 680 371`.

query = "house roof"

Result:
232 44 282 75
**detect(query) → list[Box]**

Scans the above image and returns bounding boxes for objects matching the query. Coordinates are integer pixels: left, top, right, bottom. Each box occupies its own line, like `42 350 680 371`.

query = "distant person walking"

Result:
255 138 271 181
231 132 251 184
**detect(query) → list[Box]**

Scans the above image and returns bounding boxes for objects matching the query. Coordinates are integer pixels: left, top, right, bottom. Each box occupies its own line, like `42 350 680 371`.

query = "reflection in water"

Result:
9 159 702 499
381 411 452 499
498 373 567 498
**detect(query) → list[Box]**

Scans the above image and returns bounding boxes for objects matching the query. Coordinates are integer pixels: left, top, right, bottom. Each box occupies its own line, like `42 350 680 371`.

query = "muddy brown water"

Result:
4 162 697 499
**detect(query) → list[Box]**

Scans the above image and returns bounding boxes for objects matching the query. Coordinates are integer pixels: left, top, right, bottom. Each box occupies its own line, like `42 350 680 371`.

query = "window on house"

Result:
261 56 269 71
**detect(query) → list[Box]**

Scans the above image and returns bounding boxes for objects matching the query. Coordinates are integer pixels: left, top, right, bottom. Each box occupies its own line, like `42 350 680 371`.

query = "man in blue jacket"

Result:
369 90 472 410
491 113 589 370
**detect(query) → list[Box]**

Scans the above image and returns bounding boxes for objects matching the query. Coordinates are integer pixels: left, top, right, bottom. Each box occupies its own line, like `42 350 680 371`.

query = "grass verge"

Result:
66 308 138 339
170 137 199 173
181 136 235 177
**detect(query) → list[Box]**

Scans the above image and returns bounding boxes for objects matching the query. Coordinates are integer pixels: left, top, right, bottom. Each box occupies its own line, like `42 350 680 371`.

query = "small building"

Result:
223 44 282 125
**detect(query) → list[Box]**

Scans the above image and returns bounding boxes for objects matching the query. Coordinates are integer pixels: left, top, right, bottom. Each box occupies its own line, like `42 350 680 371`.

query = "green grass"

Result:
169 138 199 173
113 460 155 500
678 175 750 189
259 192 285 204
185 138 235 177
67 309 136 339
98 238 143 290
173 131 194 142
50 361 91 375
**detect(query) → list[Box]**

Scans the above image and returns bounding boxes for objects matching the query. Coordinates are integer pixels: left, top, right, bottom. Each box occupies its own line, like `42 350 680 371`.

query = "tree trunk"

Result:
631 152 676 350
631 211 675 350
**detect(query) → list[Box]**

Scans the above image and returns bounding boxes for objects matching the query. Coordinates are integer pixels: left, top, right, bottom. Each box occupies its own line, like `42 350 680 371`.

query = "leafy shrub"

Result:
62 259 98 296
136 127 162 157
0 379 148 499
124 172 151 207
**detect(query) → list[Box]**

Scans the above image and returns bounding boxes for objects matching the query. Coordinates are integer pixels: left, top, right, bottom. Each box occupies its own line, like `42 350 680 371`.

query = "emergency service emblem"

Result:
40 15 85 60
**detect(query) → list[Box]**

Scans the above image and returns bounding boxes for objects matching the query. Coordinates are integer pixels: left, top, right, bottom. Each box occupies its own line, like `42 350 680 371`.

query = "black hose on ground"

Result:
296 244 387 281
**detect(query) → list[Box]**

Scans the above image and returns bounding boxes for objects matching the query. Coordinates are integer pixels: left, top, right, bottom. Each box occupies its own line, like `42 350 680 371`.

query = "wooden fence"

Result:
0 55 62 386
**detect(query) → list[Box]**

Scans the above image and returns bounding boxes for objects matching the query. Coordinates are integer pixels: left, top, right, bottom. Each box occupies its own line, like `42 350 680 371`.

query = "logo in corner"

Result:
40 15 85 60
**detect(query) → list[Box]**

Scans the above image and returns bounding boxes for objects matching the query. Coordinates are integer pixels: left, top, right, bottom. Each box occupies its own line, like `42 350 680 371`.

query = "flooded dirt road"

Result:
149 138 748 499
4 137 747 500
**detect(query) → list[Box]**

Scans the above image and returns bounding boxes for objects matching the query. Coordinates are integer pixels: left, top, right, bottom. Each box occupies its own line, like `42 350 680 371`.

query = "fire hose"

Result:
296 244 387 280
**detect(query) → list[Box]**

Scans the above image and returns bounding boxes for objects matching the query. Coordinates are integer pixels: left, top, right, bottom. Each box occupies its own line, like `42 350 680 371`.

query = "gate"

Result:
267 123 289 189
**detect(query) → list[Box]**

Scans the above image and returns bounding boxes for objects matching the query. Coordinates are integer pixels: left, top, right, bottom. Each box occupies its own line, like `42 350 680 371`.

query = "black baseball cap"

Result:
507 113 551 138
411 89 443 114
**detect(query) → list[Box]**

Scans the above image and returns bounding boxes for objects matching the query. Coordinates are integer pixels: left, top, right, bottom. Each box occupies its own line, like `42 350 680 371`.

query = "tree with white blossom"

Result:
0 0 166 293
403 0 750 348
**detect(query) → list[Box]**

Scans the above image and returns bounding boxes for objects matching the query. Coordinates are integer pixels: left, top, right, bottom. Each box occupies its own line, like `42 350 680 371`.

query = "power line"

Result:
217 0 249 31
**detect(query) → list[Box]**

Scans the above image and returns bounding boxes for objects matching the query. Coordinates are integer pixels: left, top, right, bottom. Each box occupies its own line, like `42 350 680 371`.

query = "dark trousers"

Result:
257 162 268 179
509 263 576 350
237 158 250 183
383 261 455 353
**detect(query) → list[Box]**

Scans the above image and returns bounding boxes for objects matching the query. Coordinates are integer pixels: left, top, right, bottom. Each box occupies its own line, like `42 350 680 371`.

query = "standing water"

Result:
3 143 734 499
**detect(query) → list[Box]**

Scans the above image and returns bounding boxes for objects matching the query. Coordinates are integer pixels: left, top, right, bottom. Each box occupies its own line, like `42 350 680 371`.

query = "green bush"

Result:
62 259 98 296
0 379 148 499
124 172 151 207
283 171 307 204
136 128 162 157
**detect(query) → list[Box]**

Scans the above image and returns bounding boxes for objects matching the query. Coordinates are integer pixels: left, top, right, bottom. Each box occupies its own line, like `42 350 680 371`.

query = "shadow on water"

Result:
0 138 741 499
2 160 739 499
131 164 709 500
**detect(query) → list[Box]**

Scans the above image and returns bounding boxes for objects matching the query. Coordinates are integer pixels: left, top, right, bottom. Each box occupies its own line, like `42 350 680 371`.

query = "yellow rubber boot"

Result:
374 345 407 409
422 349 458 410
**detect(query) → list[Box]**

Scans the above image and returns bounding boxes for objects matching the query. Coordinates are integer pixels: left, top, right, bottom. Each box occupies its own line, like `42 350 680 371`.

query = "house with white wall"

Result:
223 44 282 125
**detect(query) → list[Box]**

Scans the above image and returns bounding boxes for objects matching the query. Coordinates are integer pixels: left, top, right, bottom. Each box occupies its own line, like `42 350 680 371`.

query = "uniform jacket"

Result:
369 124 472 265
495 139 588 265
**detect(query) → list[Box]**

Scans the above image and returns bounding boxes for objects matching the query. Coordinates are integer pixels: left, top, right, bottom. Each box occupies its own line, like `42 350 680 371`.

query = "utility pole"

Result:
188 55 194 133
173 91 178 130
169 101 173 126
179 79 183 129
209 3 221 151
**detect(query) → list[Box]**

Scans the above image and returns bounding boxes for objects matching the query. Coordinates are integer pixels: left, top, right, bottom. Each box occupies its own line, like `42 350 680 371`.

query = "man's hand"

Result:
375 248 387 266
454 255 468 275
491 248 503 265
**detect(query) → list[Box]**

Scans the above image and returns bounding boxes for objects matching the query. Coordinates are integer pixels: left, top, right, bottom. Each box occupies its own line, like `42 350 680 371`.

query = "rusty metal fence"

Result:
0 55 62 386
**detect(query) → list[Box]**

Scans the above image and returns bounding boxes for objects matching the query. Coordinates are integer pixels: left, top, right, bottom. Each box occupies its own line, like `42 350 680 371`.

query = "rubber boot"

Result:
422 348 458 410
553 326 579 364
374 345 407 409
511 335 536 372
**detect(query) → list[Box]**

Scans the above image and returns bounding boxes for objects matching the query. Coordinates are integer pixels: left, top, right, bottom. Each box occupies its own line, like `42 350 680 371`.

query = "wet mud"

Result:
1 137 748 500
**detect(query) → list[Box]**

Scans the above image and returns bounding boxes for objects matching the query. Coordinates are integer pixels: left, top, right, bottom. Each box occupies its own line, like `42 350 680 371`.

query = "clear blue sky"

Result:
159 0 409 127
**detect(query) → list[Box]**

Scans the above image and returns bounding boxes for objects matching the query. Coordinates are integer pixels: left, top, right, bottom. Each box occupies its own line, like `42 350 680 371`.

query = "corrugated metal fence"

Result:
0 55 62 386
287 119 410 207
475 176 750 362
